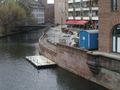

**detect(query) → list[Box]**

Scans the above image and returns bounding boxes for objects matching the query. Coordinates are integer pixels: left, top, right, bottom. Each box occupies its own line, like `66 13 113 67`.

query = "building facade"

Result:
31 1 45 24
99 0 120 53
38 0 54 24
66 0 98 29
54 0 68 24
68 0 98 21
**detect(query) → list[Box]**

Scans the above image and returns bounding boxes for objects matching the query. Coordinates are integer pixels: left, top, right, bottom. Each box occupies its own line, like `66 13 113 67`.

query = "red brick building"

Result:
99 0 120 53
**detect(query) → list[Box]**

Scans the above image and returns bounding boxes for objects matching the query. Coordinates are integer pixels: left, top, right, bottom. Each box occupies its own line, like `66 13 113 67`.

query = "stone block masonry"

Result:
56 44 92 79
56 44 120 90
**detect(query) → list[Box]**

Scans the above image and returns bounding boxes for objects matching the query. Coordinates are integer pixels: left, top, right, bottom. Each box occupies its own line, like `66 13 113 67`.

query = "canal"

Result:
0 29 108 90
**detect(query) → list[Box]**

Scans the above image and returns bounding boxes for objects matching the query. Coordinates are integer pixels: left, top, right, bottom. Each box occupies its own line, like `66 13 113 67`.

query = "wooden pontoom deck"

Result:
25 56 57 69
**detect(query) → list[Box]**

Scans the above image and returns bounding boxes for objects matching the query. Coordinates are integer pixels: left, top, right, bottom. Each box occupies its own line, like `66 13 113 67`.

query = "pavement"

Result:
47 25 78 46
46 26 120 61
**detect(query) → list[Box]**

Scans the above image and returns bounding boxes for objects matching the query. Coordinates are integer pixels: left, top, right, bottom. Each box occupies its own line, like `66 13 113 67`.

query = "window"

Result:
111 0 117 11
75 11 80 16
92 0 98 7
75 3 80 8
69 3 73 8
112 24 120 53
68 12 73 17
92 11 98 16
113 25 120 36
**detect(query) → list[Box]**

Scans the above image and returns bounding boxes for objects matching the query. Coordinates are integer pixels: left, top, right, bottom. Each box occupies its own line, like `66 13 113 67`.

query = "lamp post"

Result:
80 0 83 20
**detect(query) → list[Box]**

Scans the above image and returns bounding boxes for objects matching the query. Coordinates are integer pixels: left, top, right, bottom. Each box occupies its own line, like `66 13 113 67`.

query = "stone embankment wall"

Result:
39 28 57 61
56 44 92 79
39 30 120 90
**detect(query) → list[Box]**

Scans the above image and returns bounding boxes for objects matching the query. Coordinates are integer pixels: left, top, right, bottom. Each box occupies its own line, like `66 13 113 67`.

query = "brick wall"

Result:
99 0 120 52
56 44 92 79
39 43 57 61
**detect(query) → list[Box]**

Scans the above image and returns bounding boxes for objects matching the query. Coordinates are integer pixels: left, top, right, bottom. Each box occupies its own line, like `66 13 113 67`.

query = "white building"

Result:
68 0 98 21
31 1 45 24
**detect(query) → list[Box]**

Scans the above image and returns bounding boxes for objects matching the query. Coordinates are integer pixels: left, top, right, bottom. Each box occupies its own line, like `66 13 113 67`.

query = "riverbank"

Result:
0 26 46 39
39 26 120 90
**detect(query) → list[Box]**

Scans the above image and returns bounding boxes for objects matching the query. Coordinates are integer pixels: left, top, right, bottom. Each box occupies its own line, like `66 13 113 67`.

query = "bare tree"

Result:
0 0 27 34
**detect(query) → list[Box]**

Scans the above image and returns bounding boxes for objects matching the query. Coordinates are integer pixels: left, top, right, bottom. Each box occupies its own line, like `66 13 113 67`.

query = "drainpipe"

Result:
73 0 76 20
81 0 83 20
65 0 67 21
89 0 93 29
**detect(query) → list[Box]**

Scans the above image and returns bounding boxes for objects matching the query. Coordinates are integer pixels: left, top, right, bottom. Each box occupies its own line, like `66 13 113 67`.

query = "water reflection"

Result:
56 68 108 90
0 29 108 90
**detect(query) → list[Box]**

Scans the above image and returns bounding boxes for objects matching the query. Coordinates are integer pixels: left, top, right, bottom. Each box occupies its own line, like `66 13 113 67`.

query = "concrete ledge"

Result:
87 51 120 61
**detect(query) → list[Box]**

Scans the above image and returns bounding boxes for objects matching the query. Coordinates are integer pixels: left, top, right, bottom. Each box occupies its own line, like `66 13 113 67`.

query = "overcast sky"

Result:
47 0 54 4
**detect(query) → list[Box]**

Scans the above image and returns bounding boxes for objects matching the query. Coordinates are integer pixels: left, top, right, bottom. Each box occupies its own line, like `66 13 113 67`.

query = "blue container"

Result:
79 30 98 50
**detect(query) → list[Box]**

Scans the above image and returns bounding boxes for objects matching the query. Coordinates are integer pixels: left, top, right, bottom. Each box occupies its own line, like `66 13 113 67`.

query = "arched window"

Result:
112 24 120 53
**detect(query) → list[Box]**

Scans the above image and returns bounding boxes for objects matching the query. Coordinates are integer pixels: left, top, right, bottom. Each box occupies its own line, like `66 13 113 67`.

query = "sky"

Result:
47 0 54 4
